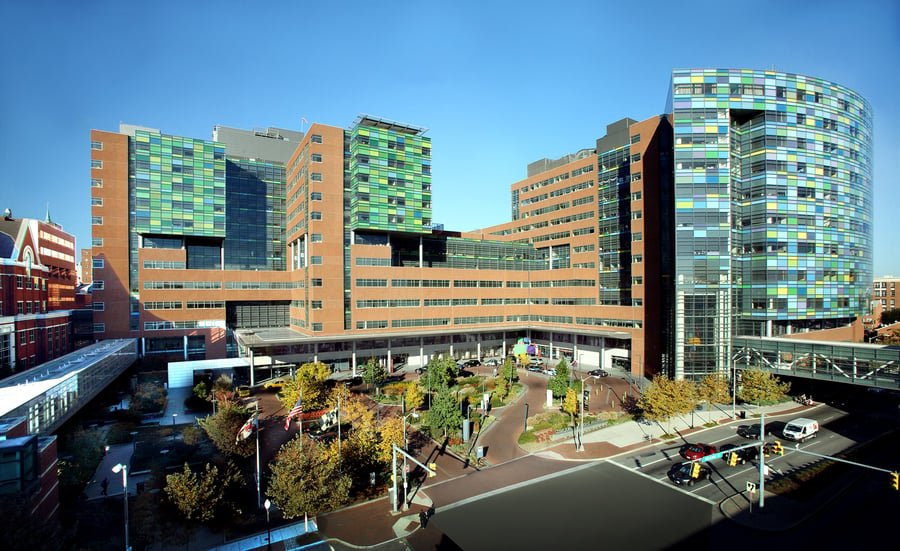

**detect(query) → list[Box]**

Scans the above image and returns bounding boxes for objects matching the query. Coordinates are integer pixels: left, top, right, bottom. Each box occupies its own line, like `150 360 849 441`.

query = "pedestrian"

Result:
419 510 427 528
100 477 108 496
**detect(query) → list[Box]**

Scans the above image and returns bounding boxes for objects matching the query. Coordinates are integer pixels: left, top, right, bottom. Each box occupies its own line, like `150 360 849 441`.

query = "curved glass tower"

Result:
671 68 874 379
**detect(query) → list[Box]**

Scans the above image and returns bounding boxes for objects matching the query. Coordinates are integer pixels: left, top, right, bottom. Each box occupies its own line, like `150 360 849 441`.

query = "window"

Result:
92 237 103 247
310 233 322 243
310 192 322 201
311 134 323 144
312 323 323 331
93 280 104 290
311 278 323 287
91 197 103 206
92 258 104 269
26 301 32 314
310 256 323 265
311 153 322 162
633 254 642 263
93 302 105 311
631 191 642 201
630 134 641 144
311 173 323 181
92 216 103 225
16 276 23 288
91 178 103 187
91 140 103 150
311 301 323 309
91 159 102 169
93 323 106 333
631 232 642 241
310 211 322 220
631 153 641 163
17 301 23 314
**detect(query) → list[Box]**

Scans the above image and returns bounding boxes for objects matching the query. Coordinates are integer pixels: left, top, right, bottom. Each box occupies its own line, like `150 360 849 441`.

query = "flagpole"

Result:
255 402 261 509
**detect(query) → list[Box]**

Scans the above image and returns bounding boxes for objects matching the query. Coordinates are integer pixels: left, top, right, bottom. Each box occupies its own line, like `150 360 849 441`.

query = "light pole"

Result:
264 498 272 550
111 463 129 551
172 413 177 443
402 412 419 451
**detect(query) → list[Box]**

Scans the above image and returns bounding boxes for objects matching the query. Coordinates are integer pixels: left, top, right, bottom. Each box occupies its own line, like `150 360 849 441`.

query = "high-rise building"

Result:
670 69 873 378
88 68 874 381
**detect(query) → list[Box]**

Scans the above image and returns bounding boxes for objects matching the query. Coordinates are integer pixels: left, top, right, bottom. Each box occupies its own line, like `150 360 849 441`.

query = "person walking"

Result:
100 477 109 496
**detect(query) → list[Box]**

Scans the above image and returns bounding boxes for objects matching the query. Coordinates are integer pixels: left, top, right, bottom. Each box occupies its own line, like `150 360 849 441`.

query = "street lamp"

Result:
111 463 129 551
264 499 272 550
172 413 177 443
402 412 419 451
401 412 419 509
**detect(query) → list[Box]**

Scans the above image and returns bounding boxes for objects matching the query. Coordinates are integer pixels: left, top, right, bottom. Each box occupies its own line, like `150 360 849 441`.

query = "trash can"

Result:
740 411 747 419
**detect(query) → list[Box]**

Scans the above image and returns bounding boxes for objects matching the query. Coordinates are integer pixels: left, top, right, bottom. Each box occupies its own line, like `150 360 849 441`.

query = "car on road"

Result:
667 462 711 486
737 424 764 439
588 368 609 377
237 385 251 397
457 369 475 378
462 359 481 367
720 443 759 465
343 376 362 388
483 358 502 367
542 368 557 376
264 377 291 391
680 443 717 461
415 366 428 375
526 365 543 373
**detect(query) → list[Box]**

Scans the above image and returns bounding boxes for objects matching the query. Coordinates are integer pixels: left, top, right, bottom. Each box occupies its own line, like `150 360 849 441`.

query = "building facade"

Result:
873 276 898 312
89 68 874 381
0 214 78 377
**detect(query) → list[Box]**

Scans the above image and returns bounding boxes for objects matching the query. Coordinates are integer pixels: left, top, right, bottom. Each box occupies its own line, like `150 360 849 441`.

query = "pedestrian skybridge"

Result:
731 336 900 391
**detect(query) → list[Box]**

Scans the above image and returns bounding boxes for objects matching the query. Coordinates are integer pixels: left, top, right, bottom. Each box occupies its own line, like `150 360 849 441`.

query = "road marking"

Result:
607 462 718 505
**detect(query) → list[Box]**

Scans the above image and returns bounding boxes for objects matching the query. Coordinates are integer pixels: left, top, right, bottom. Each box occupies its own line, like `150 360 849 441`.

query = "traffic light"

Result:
762 444 770 457
691 462 701 478
728 452 738 467
772 441 784 456
891 471 899 491
428 462 437 478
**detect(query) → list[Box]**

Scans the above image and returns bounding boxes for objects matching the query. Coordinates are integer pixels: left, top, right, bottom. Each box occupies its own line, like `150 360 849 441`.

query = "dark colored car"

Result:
457 369 475 378
667 462 711 486
680 443 717 461
462 359 481 367
343 376 362 388
737 424 764 439
720 443 759 464
588 369 609 377
415 366 428 375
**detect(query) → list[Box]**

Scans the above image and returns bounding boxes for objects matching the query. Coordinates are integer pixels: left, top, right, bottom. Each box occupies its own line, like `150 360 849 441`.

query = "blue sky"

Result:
2 0 898 275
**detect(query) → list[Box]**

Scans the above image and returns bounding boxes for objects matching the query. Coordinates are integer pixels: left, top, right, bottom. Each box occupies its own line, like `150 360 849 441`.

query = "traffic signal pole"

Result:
391 444 436 512
759 413 766 509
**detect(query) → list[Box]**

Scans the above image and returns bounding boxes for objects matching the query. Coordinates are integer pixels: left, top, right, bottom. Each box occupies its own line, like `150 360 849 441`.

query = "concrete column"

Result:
183 335 188 360
249 349 255 386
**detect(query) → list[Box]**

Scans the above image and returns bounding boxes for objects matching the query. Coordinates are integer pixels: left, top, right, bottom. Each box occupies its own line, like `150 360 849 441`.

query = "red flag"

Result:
285 396 303 430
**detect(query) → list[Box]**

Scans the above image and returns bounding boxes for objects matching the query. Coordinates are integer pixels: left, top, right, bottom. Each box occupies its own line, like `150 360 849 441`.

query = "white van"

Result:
782 418 819 442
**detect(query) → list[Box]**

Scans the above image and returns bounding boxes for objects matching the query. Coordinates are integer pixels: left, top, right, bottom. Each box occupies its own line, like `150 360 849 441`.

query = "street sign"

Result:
746 481 757 493
699 452 725 463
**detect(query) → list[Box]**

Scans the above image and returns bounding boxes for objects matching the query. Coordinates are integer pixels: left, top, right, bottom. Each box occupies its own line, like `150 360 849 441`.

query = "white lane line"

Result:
607 461 718 505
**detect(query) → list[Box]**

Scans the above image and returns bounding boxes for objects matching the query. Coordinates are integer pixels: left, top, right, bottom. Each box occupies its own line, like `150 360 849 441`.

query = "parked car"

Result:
542 368 557 376
415 366 428 375
264 377 291 391
457 369 475 378
462 359 481 367
720 443 758 465
667 462 711 486
588 369 609 377
680 443 717 461
237 385 251 397
736 424 764 439
526 365 543 373
484 358 502 366
343 376 363 388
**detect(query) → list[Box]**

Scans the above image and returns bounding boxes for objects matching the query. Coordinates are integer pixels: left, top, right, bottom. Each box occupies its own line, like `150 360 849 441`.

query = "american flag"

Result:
284 396 303 430
235 412 257 443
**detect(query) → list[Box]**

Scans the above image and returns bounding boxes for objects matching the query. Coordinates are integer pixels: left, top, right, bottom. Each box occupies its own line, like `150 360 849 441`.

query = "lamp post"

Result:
400 412 419 509
111 463 129 551
172 413 177 443
403 412 419 451
264 498 272 550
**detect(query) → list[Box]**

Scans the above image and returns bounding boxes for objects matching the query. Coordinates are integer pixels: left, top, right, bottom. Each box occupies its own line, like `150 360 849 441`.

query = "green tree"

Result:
425 384 464 438
494 373 509 401
361 356 387 392
563 387 579 426
279 361 331 411
164 461 240 523
738 368 790 405
376 417 405 464
267 435 352 518
427 355 458 389
193 380 209 400
501 356 517 382
197 401 255 457
58 429 105 495
0 493 59 551
548 357 571 398
697 374 731 423
638 376 697 434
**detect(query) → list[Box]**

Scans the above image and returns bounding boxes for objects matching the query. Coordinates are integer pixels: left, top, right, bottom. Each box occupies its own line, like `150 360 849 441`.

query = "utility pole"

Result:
758 413 766 509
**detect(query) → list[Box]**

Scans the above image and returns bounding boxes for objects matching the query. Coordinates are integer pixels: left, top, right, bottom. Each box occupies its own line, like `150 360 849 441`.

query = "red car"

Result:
680 443 717 461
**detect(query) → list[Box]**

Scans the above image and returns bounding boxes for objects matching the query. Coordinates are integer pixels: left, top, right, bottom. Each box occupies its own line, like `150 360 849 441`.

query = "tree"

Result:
362 356 387 391
197 401 255 457
697 374 731 423
501 356 517 382
404 382 424 411
376 417 405 464
0 493 59 551
193 380 209 400
267 435 352 518
58 429 105 494
563 387 579 426
164 462 240 523
738 368 790 405
548 357 571 398
211 374 235 404
638 376 697 434
426 355 458 389
425 384 463 438
279 361 331 411
130 382 167 414
494 373 509 401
